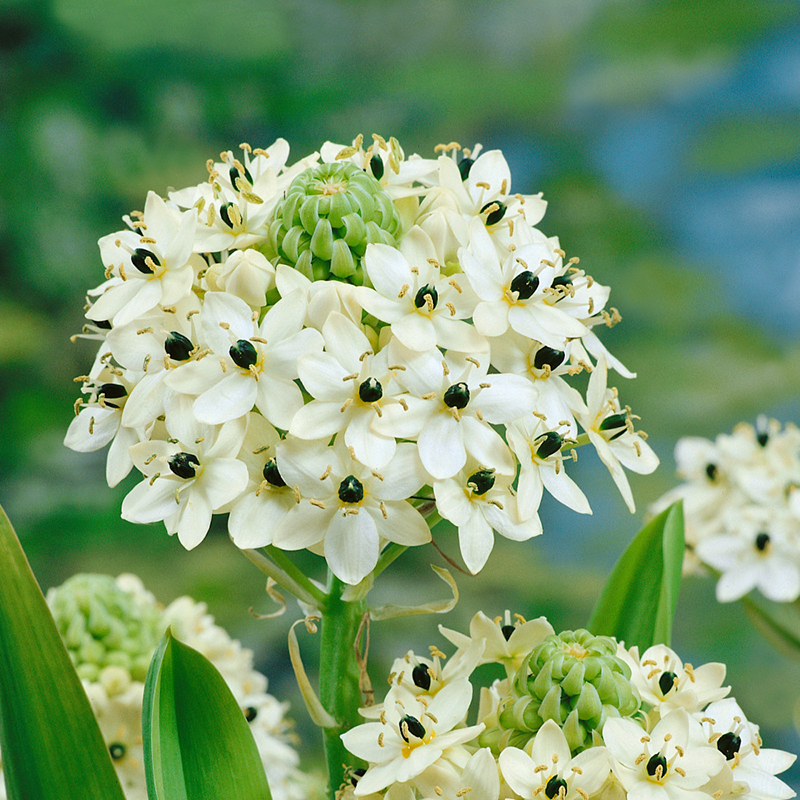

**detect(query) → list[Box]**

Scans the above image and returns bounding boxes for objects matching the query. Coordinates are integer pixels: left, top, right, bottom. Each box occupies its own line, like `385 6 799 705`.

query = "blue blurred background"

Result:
1 0 800 786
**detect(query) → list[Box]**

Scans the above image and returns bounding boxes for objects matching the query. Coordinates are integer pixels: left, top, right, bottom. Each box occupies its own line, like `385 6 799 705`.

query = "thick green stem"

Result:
319 575 368 797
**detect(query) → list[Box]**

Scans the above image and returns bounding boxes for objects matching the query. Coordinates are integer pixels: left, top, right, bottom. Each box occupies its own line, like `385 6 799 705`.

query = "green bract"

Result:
267 161 400 283
47 575 162 684
493 628 641 753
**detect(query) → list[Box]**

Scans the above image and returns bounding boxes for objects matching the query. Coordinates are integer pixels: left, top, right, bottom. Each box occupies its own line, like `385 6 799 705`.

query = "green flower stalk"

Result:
493 629 640 753
47 574 162 683
267 161 400 283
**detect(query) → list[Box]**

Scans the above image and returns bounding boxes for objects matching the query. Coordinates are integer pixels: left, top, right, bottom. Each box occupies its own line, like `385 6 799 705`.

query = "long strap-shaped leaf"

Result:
0 504 126 800
143 629 272 800
589 501 685 649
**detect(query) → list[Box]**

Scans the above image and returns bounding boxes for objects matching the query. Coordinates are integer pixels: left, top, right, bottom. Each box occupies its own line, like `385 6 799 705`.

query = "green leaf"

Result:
143 628 272 800
0 503 126 800
589 501 685 649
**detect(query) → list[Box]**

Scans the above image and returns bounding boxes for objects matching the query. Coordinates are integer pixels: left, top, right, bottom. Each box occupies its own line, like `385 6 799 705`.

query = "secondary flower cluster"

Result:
341 611 795 800
67 135 657 584
652 418 800 603
0 574 307 800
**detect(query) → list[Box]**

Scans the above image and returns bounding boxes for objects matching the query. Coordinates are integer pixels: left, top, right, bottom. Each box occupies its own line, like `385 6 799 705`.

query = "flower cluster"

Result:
341 611 796 800
0 574 308 800
67 135 657 584
652 418 800 602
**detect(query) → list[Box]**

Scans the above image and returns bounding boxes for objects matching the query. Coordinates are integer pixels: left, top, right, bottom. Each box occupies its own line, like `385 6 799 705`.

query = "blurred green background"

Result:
2 0 800 786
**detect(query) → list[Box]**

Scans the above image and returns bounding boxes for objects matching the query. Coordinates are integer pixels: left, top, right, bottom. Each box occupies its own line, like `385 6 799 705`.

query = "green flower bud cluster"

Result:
267 161 400 283
47 575 163 683
493 629 641 753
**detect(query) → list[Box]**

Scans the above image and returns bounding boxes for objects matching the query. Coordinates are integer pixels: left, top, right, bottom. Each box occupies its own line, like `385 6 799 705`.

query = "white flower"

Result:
341 682 484 795
439 610 554 676
271 439 430 584
87 191 201 327
488 330 584 438
698 698 796 800
572 358 658 512
434 464 542 574
695 508 800 603
499 720 610 800
64 369 142 487
227 413 296 549
204 247 276 308
169 289 323 429
618 643 729 719
290 312 407 468
459 218 587 349
603 709 726 800
355 235 486 354
375 346 533 481
121 418 249 549
507 414 592 520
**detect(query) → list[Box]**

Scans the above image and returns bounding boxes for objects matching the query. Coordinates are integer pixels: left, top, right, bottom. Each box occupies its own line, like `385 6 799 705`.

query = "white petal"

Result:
228 490 294 548
369 501 430 546
457 509 494 574
174 493 213 550
194 373 256 424
344 411 396 469
297 353 352 401
198 458 248 509
392 312 437 352
473 301 510 337
325 509 379 585
291 400 351 440
122 477 181 524
363 243 413 298
418 413 465 479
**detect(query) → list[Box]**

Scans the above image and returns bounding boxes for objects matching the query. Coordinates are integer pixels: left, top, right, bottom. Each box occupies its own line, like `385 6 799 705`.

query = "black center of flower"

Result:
358 377 383 403
755 532 770 552
350 768 366 787
169 452 200 479
551 274 572 290
658 671 677 696
230 339 258 369
229 164 253 188
109 742 126 761
480 200 506 226
412 664 432 690
243 706 258 723
165 331 194 361
443 382 470 409
646 753 668 778
599 413 628 440
535 432 563 459
757 431 769 447
510 271 540 300
219 202 236 228
399 715 426 742
263 458 286 487
716 731 742 760
705 463 718 481
458 157 474 180
369 154 384 181
95 319 112 330
544 776 567 799
99 383 126 402
534 346 566 371
414 284 439 310
501 624 515 641
338 475 364 504
467 469 495 495
131 248 160 274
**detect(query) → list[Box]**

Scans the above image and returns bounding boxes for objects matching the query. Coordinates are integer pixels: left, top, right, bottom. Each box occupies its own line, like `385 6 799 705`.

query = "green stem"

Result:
241 549 322 609
263 545 328 609
319 574 367 798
